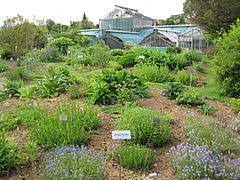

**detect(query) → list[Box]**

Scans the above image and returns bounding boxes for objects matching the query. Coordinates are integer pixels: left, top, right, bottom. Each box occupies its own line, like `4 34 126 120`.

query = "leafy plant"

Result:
0 131 20 175
19 85 38 99
198 104 216 115
176 93 205 106
118 51 138 68
114 145 155 170
43 146 106 179
23 141 37 163
164 82 184 100
67 84 87 99
36 67 72 97
0 61 8 73
186 118 240 153
175 70 198 86
134 64 172 83
117 107 171 147
48 37 74 54
41 47 61 62
3 80 23 98
166 46 182 54
214 20 240 98
183 50 202 64
88 69 147 105
31 103 100 149
5 67 30 81
0 104 46 131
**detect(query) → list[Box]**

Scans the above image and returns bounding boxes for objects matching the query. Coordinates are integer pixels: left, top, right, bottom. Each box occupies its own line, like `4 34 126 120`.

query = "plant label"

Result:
112 130 131 140
59 114 67 121
153 119 161 125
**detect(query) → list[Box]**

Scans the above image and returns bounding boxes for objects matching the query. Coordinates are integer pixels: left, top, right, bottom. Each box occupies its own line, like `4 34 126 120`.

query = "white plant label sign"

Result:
112 130 131 140
59 114 68 121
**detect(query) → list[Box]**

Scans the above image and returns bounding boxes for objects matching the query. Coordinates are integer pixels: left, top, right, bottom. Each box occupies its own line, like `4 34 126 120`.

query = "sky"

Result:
0 0 186 25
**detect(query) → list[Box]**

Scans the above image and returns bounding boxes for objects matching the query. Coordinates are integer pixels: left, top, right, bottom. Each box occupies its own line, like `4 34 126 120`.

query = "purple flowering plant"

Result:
170 118 240 179
170 142 240 179
43 145 107 180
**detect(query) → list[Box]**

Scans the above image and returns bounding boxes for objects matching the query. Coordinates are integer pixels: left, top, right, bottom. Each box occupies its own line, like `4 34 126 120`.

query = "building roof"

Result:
78 24 203 45
103 5 154 21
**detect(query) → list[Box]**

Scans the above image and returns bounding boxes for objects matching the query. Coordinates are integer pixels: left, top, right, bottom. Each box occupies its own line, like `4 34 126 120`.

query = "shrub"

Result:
36 67 72 97
134 64 172 83
48 37 74 54
5 67 30 81
31 103 100 149
193 62 206 73
118 51 138 68
186 118 239 153
176 93 205 106
166 46 182 54
117 107 171 147
114 145 155 170
43 146 106 179
198 104 216 115
3 80 23 98
0 61 8 73
110 49 124 56
214 20 240 97
89 69 147 105
82 42 112 67
0 104 46 131
183 50 202 64
67 84 87 99
19 85 38 99
228 98 240 112
164 82 184 100
0 131 20 175
40 47 61 62
175 70 198 86
170 142 240 179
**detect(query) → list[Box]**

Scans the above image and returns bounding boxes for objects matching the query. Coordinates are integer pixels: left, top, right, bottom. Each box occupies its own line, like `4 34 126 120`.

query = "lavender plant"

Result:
186 118 239 153
170 142 240 179
43 146 106 180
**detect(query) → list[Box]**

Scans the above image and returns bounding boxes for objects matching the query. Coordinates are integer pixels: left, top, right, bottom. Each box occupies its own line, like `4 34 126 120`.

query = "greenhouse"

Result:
79 5 211 51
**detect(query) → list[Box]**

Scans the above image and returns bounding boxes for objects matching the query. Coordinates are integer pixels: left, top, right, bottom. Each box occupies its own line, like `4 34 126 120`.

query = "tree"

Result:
213 20 240 98
0 15 47 59
184 0 240 37
157 14 189 25
48 37 74 54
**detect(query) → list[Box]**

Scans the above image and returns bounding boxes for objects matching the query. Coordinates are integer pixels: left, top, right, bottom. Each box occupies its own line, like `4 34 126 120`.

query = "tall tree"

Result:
184 0 240 37
0 15 47 59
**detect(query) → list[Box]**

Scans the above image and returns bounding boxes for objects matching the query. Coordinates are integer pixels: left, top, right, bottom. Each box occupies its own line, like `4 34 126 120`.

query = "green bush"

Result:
118 51 138 68
0 131 20 175
183 50 202 64
110 49 124 56
198 104 216 115
48 37 74 54
193 62 206 73
166 46 182 54
36 67 72 97
5 67 30 81
67 84 87 99
41 47 61 62
175 70 198 86
187 118 239 152
43 146 106 179
227 98 240 112
164 82 184 100
19 85 38 99
214 20 240 97
3 80 23 98
0 61 8 73
117 107 171 147
176 93 205 106
89 69 147 105
81 42 112 67
134 64 172 83
31 103 100 149
114 145 155 170
0 104 46 131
